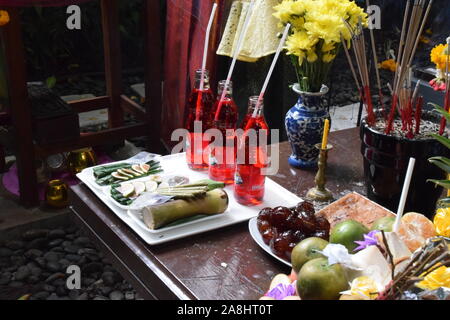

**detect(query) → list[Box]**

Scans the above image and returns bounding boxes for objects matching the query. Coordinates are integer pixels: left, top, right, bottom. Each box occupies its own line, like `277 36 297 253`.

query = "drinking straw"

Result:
199 3 218 92
250 23 291 119
195 3 218 121
214 0 256 121
393 157 416 233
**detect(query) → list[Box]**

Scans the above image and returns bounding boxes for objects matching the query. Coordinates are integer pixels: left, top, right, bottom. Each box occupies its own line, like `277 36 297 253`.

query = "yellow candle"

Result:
321 119 330 150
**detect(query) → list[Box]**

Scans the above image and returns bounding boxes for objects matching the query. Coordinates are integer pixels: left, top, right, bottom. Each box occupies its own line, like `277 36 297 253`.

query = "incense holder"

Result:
285 84 329 169
360 111 448 218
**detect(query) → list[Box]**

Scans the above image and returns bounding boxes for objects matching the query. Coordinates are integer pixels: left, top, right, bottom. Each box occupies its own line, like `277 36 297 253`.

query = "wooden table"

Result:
69 127 366 300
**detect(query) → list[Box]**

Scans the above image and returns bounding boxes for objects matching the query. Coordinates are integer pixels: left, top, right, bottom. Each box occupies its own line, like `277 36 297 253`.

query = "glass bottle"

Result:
208 80 238 184
184 69 215 171
234 96 269 206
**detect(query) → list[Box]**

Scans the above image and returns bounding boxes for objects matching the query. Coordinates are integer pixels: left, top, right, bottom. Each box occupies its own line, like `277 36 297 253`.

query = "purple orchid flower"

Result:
265 282 297 300
354 230 380 252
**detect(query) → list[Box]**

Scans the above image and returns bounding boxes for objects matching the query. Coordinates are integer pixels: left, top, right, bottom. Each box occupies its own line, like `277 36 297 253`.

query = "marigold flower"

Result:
0 10 9 26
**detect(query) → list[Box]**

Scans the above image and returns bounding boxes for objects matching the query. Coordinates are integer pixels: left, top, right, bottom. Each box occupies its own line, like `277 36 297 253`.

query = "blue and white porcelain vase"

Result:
285 84 329 169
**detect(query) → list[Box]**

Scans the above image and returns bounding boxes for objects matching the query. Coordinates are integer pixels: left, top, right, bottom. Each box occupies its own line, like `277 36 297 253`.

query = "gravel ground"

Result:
0 226 141 300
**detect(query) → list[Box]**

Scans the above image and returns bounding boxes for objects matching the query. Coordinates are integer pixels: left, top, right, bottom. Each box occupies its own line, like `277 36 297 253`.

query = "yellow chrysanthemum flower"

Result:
431 44 449 72
307 50 318 63
434 207 450 237
416 266 450 291
349 276 379 300
273 0 295 25
378 59 398 72
0 10 9 26
322 53 336 63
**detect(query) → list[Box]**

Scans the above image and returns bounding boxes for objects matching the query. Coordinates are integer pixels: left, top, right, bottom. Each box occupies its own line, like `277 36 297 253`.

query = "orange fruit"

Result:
397 212 437 252
433 208 450 237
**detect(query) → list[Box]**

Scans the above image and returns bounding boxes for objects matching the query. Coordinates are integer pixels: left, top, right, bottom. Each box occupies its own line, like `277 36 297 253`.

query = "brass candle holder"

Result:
306 143 334 202
45 179 69 208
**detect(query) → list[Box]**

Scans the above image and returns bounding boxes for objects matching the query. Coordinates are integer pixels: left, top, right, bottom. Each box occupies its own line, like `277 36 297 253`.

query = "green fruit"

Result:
297 258 349 300
329 220 369 252
291 237 328 273
371 216 395 232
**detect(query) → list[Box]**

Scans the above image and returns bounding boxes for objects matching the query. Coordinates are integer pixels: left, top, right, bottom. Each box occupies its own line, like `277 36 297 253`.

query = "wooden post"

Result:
101 0 124 129
1 8 38 206
144 0 164 153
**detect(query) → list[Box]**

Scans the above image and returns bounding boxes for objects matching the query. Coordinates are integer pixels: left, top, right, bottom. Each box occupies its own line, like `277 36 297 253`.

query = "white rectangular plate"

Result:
77 153 302 245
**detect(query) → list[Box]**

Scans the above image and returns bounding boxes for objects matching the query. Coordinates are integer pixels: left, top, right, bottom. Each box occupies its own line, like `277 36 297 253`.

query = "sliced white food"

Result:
117 169 133 178
123 168 140 177
133 181 146 195
132 164 145 175
144 181 158 193
120 183 135 197
112 172 129 180
140 163 150 173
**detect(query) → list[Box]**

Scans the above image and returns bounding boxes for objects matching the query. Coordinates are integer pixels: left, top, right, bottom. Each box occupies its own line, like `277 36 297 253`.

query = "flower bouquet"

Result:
273 0 368 168
273 0 367 92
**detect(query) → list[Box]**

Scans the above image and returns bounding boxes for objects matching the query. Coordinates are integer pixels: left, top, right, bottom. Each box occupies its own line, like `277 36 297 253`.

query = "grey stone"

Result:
93 295 109 300
64 245 81 254
52 278 66 287
101 271 117 286
45 272 65 283
74 237 91 247
65 234 76 240
24 249 43 259
100 286 112 296
82 277 95 287
9 280 24 288
109 290 124 300
48 239 64 247
26 238 48 250
11 256 26 266
34 257 46 268
0 273 11 285
56 285 67 296
0 247 13 257
85 254 100 262
48 229 66 240
42 284 56 292
46 293 59 300
27 275 40 284
125 291 135 300
83 262 103 274
68 290 79 300
61 241 72 248
30 267 42 277
22 229 49 241
5 240 25 250
76 292 89 300
65 254 82 262
15 266 30 281
46 261 61 272
50 246 65 253
32 291 50 300
77 248 97 255
43 251 62 262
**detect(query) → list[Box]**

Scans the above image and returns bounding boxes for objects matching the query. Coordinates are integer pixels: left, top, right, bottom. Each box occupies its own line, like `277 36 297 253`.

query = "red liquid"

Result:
208 138 237 185
208 98 238 183
184 88 215 171
234 115 269 206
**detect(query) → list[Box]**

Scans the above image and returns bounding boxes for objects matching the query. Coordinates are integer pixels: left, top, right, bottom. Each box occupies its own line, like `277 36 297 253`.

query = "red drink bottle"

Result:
234 96 269 206
184 69 215 171
208 80 238 184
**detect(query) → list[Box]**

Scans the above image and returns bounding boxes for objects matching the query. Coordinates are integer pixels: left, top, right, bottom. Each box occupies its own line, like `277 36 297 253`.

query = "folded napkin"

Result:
217 0 282 62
